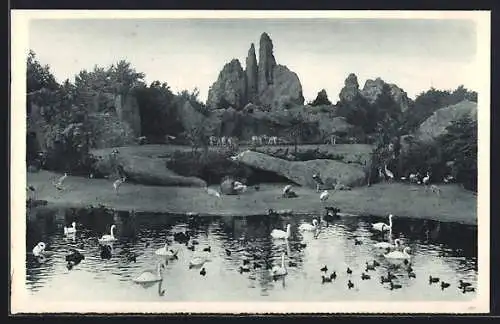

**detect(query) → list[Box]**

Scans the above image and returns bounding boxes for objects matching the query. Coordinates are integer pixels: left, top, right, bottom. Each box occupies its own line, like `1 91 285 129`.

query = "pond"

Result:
25 207 478 302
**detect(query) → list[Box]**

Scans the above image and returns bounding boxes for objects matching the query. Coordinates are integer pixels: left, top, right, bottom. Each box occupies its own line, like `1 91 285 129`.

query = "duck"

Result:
225 249 231 256
174 232 190 244
65 249 85 265
372 214 393 232
372 260 381 267
380 275 392 284
154 244 179 260
270 253 287 278
330 271 337 280
347 267 352 275
441 281 450 290
100 245 112 260
354 238 363 245
287 261 297 267
64 222 77 235
365 262 376 271
374 238 402 250
429 275 440 284
187 245 195 251
390 282 402 290
133 263 165 284
98 225 117 244
202 246 211 252
32 242 46 257
361 272 371 280
387 272 397 280
320 265 328 273
200 268 206 276
347 280 354 289
462 286 475 293
270 224 291 240
322 275 332 283
298 219 319 232
384 247 411 260
459 280 472 289
408 271 416 279
253 262 262 269
239 264 251 273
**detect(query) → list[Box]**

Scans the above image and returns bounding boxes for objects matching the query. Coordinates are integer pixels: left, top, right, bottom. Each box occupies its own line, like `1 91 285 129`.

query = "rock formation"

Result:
206 59 247 110
114 93 141 137
339 73 361 102
231 150 367 189
245 43 258 104
361 77 411 112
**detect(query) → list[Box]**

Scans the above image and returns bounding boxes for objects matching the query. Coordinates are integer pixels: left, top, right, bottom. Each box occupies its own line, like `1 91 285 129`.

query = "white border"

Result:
10 10 490 314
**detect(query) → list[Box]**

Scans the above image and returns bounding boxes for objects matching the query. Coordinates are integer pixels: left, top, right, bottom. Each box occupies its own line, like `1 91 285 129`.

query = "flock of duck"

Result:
29 211 476 296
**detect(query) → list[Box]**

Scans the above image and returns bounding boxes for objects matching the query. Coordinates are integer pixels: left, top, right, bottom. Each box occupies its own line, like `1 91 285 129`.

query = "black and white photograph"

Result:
11 10 490 313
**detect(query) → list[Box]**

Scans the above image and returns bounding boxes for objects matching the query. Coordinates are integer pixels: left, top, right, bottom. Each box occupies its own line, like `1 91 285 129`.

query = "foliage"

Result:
309 89 332 106
336 93 371 133
176 88 210 116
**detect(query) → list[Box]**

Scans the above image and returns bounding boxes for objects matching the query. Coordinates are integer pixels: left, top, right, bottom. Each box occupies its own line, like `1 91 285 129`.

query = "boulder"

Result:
339 73 360 102
361 77 411 112
207 59 247 110
231 150 366 189
92 152 207 187
258 64 305 110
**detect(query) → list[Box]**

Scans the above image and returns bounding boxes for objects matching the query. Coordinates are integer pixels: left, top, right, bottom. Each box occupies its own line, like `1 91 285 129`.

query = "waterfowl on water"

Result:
253 262 262 269
441 281 450 290
270 253 287 278
374 238 402 250
384 247 411 260
127 253 137 263
408 271 416 279
380 275 392 284
361 273 371 280
174 232 190 244
189 256 207 269
133 263 165 284
429 275 440 284
225 249 231 256
390 282 402 290
187 245 195 251
330 271 337 280
98 225 117 244
372 214 393 232
65 249 84 264
32 242 46 257
322 275 332 283
155 245 179 260
298 219 319 232
203 246 211 252
64 222 77 235
462 286 475 293
365 262 376 271
288 261 297 267
200 268 206 276
347 280 354 289
271 224 291 240
320 265 328 273
239 264 251 273
372 260 381 267
459 280 472 289
347 267 352 275
354 238 363 245
387 272 397 280
100 245 112 260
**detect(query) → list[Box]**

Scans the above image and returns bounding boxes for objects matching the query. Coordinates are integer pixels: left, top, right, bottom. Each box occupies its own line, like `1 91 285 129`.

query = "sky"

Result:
28 18 478 103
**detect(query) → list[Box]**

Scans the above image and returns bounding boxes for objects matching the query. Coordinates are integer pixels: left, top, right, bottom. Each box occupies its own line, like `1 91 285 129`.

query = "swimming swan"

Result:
270 253 287 277
155 244 179 260
133 263 165 284
271 224 291 240
98 225 117 244
384 247 411 260
298 219 319 232
372 214 393 232
32 242 46 257
64 222 77 235
374 238 402 249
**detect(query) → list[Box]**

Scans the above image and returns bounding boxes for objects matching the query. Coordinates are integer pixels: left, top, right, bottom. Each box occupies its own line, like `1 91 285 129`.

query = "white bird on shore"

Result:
64 222 77 235
113 177 126 194
54 173 68 187
320 190 329 201
384 247 412 260
298 219 319 232
32 242 46 257
98 225 117 243
133 263 165 284
423 172 430 185
372 214 393 232
206 187 221 198
384 164 394 181
270 253 288 277
233 182 247 193
271 224 291 240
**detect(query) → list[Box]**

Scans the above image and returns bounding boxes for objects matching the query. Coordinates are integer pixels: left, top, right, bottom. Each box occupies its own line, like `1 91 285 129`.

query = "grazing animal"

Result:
347 280 354 289
441 281 450 290
270 253 287 277
113 177 126 194
361 273 371 280
429 275 440 284
372 214 394 232
320 190 329 201
133 263 164 284
200 268 207 276
298 219 319 232
64 222 77 235
271 224 291 240
32 242 46 257
390 282 402 290
98 225 117 244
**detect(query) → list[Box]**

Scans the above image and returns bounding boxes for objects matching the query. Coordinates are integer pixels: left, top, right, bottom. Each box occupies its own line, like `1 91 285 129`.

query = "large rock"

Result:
177 100 208 133
92 152 207 187
245 43 258 104
339 73 360 102
361 77 411 112
412 100 477 142
232 150 366 189
114 93 141 137
258 64 305 110
207 59 247 110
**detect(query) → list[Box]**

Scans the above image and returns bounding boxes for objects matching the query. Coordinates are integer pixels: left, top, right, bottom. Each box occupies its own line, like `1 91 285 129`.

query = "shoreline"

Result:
26 171 477 226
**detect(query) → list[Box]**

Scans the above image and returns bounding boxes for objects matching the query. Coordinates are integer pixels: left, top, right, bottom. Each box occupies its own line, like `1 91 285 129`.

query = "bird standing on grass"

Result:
113 177 126 195
53 172 68 190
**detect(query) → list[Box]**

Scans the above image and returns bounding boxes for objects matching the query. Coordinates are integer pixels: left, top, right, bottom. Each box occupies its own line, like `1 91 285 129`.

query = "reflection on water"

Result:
25 207 477 302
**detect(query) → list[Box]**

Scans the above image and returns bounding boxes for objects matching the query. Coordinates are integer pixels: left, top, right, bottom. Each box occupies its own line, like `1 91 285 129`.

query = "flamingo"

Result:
372 214 393 232
113 176 126 194
298 219 319 232
320 190 329 201
384 247 412 260
384 164 394 182
98 225 117 244
63 222 77 235
133 263 165 284
270 253 287 277
32 242 46 257
271 224 291 240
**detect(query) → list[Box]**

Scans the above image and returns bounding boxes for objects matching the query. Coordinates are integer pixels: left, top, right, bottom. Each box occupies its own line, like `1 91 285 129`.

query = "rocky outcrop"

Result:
231 150 366 189
339 73 360 102
412 100 477 142
177 100 208 133
361 77 411 112
91 151 207 187
245 43 258 104
258 32 277 90
114 93 141 137
258 64 304 110
207 59 247 110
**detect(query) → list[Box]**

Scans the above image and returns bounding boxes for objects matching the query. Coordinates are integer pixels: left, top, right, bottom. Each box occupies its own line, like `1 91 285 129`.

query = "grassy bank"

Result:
25 170 477 225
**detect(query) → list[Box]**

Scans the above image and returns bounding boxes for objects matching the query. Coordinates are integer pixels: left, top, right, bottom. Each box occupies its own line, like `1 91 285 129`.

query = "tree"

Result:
288 114 308 155
310 89 332 106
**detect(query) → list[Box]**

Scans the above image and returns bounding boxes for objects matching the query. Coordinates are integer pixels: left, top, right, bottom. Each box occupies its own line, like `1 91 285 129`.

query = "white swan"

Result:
384 247 412 260
298 219 319 232
98 225 117 243
270 253 287 277
271 224 291 240
189 255 208 269
155 244 179 260
133 263 164 284
64 222 77 235
32 242 46 257
374 238 402 249
372 214 393 232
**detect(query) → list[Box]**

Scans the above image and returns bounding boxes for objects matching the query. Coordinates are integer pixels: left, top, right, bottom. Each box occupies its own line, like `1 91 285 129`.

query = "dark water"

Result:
25 207 477 302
